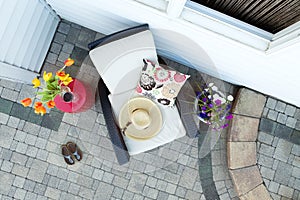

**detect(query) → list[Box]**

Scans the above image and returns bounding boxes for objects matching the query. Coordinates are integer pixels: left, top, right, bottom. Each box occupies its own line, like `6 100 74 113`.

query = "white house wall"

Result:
0 0 59 83
46 0 300 107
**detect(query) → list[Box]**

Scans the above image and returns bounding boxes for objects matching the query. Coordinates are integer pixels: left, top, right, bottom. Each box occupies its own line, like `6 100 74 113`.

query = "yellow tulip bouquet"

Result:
21 58 75 115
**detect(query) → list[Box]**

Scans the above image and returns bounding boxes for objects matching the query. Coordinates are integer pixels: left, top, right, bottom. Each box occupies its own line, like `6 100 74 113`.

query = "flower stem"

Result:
58 65 66 72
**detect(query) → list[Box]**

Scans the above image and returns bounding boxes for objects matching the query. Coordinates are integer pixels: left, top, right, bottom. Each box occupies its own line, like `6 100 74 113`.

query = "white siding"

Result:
46 0 300 107
0 0 59 83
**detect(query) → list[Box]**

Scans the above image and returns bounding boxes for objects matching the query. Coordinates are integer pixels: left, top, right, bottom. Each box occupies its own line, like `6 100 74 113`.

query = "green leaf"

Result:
36 91 44 95
41 94 54 102
47 82 55 90
52 80 59 88
48 76 55 82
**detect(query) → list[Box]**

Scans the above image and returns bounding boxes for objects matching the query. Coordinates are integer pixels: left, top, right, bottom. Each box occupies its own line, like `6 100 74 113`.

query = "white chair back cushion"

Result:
89 30 157 95
103 49 156 94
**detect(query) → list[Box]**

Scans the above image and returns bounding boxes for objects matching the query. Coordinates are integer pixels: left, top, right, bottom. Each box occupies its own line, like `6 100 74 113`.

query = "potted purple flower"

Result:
195 83 234 130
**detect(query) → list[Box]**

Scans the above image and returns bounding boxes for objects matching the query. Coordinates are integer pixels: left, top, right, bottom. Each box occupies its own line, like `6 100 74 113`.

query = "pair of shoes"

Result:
61 142 83 165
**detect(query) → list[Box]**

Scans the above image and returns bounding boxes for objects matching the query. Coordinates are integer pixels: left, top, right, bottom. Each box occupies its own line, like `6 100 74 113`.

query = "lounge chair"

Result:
89 24 197 165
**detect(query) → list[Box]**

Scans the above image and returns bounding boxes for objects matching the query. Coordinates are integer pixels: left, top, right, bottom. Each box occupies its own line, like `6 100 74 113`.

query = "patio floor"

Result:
0 19 299 200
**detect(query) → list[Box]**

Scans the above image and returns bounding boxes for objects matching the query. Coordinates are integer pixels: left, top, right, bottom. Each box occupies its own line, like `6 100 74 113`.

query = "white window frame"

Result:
134 0 169 11
173 0 300 54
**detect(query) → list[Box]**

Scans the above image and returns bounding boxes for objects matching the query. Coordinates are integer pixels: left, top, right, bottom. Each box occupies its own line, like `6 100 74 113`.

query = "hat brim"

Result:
119 96 162 140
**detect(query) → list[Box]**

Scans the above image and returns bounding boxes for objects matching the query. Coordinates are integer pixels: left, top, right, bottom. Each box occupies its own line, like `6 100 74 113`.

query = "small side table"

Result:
54 79 87 113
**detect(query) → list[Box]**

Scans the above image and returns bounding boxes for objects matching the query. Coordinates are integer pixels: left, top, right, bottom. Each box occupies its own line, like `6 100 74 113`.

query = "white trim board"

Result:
0 62 39 84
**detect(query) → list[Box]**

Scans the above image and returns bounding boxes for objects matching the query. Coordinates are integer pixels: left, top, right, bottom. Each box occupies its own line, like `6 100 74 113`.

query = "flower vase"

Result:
60 85 77 103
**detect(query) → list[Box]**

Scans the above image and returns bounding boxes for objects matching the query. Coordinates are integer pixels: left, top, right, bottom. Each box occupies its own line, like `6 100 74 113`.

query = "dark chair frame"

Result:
89 24 198 165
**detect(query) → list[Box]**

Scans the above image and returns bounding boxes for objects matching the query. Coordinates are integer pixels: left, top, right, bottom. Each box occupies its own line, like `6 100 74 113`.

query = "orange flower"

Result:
34 105 46 116
34 102 46 115
56 71 66 78
34 101 43 109
64 58 74 67
56 71 70 81
21 98 32 107
46 100 55 108
32 77 40 88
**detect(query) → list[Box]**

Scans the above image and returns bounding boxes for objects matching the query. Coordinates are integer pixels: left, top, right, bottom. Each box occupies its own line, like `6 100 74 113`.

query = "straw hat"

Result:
119 96 162 140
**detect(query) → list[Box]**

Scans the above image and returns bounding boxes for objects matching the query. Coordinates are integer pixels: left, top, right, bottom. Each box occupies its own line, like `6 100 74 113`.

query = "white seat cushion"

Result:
108 90 186 155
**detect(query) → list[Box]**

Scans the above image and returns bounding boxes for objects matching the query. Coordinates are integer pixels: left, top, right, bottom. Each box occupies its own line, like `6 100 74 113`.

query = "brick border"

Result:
227 88 272 199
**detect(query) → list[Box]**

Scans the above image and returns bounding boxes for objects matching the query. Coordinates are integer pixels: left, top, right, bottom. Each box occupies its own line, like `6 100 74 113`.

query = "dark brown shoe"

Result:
61 145 75 165
66 142 83 161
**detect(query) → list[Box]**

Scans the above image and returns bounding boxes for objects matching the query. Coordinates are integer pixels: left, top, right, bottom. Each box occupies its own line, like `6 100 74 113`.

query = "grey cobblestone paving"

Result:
258 96 300 199
0 19 241 200
0 20 196 200
0 92 64 131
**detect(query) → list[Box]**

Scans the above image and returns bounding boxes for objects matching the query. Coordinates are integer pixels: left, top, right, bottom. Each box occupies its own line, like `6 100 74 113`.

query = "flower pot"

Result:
54 79 87 113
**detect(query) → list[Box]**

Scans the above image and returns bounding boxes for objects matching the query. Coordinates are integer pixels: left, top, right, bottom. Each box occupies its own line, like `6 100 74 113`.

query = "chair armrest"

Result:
88 24 149 50
98 78 130 165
